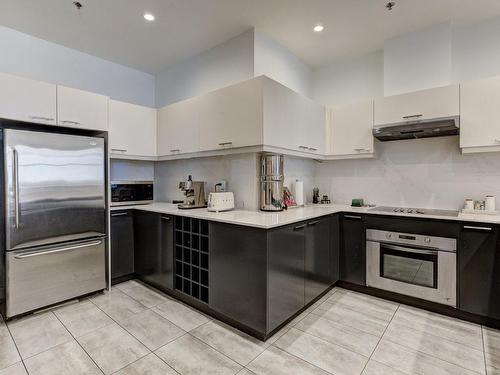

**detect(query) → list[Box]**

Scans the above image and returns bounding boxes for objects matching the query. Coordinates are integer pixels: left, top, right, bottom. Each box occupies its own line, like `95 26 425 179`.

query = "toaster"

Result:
207 192 235 212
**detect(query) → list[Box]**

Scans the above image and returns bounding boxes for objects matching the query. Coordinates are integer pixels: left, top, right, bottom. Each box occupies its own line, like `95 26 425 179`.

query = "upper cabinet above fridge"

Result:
374 85 460 127
57 86 109 131
0 72 57 126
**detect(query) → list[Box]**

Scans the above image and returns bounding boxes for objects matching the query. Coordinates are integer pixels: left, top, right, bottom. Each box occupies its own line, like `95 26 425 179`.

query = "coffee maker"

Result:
178 175 207 209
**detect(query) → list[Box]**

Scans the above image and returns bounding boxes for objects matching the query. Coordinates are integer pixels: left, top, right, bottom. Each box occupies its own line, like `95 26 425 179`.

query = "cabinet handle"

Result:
170 149 180 152
354 148 371 153
344 215 362 220
161 216 171 221
308 147 318 151
402 114 423 120
111 212 128 217
60 120 81 125
298 145 308 150
308 220 319 226
294 224 307 230
463 225 492 231
29 115 55 122
218 142 233 146
111 148 127 152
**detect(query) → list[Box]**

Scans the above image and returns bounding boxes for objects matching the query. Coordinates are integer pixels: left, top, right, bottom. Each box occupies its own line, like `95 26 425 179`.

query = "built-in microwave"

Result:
111 180 153 206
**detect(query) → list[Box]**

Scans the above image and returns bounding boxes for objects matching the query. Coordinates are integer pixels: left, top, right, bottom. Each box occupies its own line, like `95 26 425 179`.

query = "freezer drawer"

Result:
6 238 106 317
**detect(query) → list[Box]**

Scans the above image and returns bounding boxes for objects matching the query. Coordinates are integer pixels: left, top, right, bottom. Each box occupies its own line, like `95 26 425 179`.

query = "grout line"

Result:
4 317 30 375
151 351 183 375
359 303 400 374
52 310 106 374
183 332 246 368
481 326 488 375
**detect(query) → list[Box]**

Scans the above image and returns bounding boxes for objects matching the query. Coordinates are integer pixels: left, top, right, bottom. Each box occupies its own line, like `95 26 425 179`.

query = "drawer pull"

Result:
354 148 371 152
14 240 102 259
463 225 492 231
111 212 128 217
294 224 307 230
308 147 318 151
111 148 127 152
298 145 308 150
170 149 180 152
344 215 362 220
161 216 171 221
402 114 423 120
60 120 81 125
308 220 319 226
218 142 233 146
29 115 55 122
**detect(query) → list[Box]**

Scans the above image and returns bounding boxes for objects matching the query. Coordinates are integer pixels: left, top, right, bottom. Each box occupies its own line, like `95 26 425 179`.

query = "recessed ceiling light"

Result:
143 13 155 21
313 24 324 32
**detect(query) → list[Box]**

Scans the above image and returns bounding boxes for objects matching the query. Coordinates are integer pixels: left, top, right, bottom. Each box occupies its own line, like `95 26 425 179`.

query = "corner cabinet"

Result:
57 85 108 131
328 100 375 159
109 100 157 159
0 72 57 126
459 223 500 319
374 84 459 127
460 76 500 153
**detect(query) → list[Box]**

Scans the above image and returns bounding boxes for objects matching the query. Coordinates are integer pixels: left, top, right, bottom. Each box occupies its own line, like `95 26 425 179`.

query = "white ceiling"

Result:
2 0 500 74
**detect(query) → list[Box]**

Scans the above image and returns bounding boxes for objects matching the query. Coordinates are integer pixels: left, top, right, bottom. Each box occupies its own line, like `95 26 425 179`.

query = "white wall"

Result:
0 26 155 107
254 31 312 98
383 22 453 96
315 137 500 210
154 154 259 210
312 51 384 107
155 30 255 108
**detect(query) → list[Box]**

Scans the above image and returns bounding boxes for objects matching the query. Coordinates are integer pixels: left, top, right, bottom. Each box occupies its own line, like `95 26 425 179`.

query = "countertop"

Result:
111 202 500 229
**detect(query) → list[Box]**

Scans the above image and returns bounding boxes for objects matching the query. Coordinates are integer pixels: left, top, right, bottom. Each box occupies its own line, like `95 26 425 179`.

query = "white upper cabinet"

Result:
157 97 200 156
199 78 263 151
0 72 57 125
263 78 326 155
109 100 157 158
57 86 108 131
374 85 459 126
460 76 500 152
329 100 374 157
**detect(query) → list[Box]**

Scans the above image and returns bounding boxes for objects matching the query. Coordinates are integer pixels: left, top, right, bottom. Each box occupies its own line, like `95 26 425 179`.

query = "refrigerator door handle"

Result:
14 240 103 259
13 148 20 229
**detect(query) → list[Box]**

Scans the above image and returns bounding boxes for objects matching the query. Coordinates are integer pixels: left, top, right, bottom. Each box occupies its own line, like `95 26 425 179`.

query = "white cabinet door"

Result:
157 97 200 156
263 78 326 155
199 78 263 151
109 100 156 158
374 85 459 126
330 101 374 156
0 72 57 125
57 86 108 131
460 77 500 150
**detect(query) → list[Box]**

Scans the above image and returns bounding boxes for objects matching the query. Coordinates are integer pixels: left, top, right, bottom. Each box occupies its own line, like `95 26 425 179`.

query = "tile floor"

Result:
1 280 499 375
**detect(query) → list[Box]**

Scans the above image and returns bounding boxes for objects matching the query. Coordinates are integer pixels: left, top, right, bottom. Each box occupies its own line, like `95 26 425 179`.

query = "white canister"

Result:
486 196 496 211
294 180 304 206
464 199 474 210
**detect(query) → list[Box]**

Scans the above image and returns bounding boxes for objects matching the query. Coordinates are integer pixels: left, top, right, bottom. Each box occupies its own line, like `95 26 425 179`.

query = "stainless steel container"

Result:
260 154 284 211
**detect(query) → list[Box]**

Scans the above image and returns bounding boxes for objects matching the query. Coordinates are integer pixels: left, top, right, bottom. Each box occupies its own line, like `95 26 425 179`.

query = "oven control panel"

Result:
368 229 457 252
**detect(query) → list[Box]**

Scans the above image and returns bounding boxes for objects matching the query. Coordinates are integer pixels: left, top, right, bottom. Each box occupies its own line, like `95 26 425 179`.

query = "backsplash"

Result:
154 153 259 210
315 136 500 210
110 160 155 181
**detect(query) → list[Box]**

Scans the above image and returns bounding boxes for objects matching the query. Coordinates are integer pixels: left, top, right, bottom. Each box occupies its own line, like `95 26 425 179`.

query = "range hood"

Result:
373 116 460 142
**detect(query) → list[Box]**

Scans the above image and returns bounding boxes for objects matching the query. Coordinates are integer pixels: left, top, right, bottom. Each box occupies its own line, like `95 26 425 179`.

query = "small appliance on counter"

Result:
312 187 320 204
111 180 153 206
461 196 499 216
178 175 207 209
207 192 235 212
260 153 284 211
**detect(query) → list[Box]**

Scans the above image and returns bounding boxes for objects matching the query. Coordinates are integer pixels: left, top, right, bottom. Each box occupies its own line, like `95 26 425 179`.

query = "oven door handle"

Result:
382 243 438 256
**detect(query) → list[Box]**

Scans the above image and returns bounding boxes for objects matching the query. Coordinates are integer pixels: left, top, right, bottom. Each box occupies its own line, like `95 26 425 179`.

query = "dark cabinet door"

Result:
340 214 366 285
305 216 332 304
459 223 500 319
268 222 305 332
110 210 134 281
134 211 174 291
331 214 340 284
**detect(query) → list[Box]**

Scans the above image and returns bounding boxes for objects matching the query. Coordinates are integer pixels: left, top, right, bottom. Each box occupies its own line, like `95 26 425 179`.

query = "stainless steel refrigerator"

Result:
4 128 107 318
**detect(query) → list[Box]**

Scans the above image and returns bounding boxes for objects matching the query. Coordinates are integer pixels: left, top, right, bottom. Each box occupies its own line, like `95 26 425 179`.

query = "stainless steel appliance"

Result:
4 128 106 317
371 206 459 217
178 175 206 209
373 116 459 141
260 153 284 211
111 180 153 206
366 229 457 306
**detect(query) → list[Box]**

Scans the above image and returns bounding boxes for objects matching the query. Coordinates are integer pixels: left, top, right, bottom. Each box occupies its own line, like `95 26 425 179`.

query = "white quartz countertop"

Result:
111 202 500 229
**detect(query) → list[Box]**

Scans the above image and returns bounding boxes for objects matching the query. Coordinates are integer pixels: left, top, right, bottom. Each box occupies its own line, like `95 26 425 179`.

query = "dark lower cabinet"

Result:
305 217 332 304
340 214 366 285
268 222 306 332
210 223 267 333
134 211 173 291
331 214 340 284
459 223 500 319
110 210 134 282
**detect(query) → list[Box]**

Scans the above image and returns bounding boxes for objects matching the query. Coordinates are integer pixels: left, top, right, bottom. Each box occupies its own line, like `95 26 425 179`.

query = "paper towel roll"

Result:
294 180 304 206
